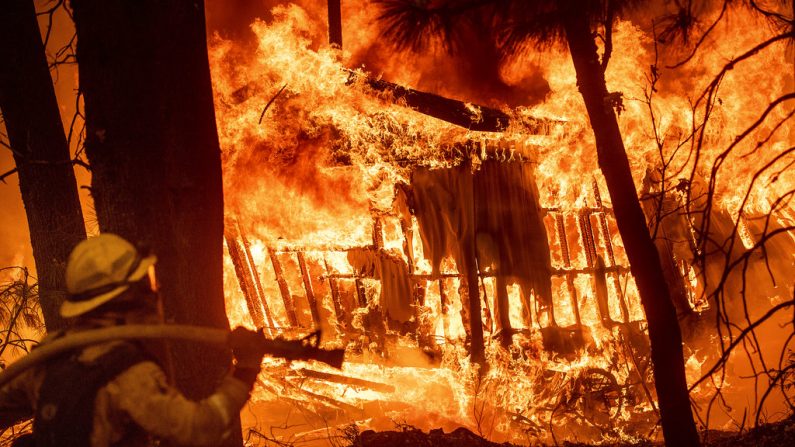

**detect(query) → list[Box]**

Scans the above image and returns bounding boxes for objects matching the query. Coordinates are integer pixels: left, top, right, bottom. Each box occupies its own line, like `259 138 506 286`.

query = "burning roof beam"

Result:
347 71 554 134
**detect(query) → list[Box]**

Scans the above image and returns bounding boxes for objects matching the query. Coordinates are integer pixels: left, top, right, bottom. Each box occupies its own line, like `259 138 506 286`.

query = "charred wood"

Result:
594 256 614 327
225 230 267 330
372 217 384 250
239 226 276 331
323 256 348 330
352 426 516 447
354 278 368 308
297 252 322 329
298 368 395 393
593 184 632 322
258 376 362 414
348 71 553 134
438 279 451 341
578 211 597 269
268 247 300 327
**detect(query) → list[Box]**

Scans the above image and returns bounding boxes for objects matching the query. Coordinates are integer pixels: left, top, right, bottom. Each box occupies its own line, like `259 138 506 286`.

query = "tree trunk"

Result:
0 0 86 332
71 1 240 445
562 12 700 447
327 0 343 47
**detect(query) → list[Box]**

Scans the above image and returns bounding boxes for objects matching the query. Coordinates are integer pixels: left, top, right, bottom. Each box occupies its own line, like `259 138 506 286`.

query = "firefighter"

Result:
0 233 266 446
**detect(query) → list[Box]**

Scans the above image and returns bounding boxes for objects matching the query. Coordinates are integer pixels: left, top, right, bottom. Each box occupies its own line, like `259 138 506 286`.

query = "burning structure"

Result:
206 1 794 445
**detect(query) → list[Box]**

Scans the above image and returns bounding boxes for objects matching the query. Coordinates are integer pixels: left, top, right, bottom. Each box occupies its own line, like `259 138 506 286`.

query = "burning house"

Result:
207 1 795 445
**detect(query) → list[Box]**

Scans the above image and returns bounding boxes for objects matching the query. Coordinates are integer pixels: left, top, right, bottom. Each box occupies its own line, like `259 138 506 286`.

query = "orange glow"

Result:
210 2 794 444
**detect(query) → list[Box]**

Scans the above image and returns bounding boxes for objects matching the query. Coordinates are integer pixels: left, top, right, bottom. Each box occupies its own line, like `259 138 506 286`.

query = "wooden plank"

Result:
593 182 631 323
372 216 384 250
238 223 276 331
354 279 368 308
298 368 395 393
594 255 615 326
593 181 617 266
323 255 347 329
268 247 299 327
224 230 266 330
438 279 450 341
259 376 362 414
578 210 597 269
556 213 571 269
297 252 322 329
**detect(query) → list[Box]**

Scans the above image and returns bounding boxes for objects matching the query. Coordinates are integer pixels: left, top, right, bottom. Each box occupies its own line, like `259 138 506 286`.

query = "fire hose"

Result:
0 325 345 388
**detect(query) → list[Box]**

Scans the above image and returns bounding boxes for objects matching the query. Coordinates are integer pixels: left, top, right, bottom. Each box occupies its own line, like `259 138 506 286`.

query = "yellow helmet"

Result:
61 233 157 318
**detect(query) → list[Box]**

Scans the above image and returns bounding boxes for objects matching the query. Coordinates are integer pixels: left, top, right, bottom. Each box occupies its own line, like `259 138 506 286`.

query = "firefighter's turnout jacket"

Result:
0 334 251 447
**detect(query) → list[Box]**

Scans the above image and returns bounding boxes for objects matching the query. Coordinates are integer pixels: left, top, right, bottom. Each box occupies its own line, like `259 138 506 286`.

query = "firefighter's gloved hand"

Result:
228 327 267 370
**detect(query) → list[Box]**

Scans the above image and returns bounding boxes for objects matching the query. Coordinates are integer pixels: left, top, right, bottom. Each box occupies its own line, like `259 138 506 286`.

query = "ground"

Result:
344 416 795 447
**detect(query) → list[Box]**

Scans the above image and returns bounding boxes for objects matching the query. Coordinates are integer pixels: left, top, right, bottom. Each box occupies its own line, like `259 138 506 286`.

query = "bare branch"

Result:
0 168 18 184
690 298 795 392
259 84 287 125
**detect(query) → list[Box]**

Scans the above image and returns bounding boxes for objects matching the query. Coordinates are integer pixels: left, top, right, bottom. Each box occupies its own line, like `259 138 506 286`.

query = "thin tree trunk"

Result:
328 0 342 47
562 12 699 447
71 1 239 445
0 0 86 332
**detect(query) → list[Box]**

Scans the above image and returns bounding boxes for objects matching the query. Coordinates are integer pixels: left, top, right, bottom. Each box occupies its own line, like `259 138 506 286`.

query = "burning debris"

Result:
206 1 795 445
1 0 790 446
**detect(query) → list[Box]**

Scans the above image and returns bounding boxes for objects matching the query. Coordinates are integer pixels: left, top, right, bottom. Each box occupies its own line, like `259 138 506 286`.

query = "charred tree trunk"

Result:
0 0 86 332
327 0 342 47
562 12 699 447
71 1 239 445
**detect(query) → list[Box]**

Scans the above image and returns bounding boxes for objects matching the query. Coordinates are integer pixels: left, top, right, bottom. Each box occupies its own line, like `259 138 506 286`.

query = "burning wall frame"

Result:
224 155 646 361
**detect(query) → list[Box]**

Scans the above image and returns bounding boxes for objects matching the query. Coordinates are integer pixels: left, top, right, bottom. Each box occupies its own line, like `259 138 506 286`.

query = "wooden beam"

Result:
225 230 267 330
323 256 347 329
298 368 395 393
268 247 300 327
297 252 323 329
348 71 554 134
354 278 368 308
593 181 631 322
238 223 276 331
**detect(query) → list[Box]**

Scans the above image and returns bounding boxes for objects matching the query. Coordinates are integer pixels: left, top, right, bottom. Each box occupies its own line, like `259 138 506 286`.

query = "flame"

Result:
209 1 794 444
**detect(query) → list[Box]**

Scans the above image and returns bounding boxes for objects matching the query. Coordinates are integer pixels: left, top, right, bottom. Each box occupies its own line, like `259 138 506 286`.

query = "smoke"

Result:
206 0 551 108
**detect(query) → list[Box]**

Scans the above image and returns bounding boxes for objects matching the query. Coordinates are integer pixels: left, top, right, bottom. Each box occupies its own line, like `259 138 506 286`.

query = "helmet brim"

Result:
60 254 157 318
